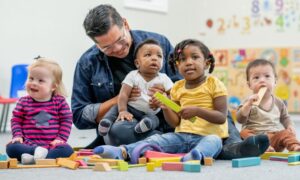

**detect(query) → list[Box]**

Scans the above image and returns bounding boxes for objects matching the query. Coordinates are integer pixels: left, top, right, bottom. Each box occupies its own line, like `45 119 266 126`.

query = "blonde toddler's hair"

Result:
28 58 67 97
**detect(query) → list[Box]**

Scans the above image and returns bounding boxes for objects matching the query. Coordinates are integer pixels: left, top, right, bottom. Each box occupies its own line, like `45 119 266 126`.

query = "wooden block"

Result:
0 154 8 161
93 162 111 171
288 161 300 166
88 158 121 166
36 159 57 165
9 158 18 168
269 156 288 162
149 157 181 167
154 92 196 122
288 154 300 163
0 161 9 169
57 158 79 170
232 157 261 168
138 157 147 164
162 162 183 171
260 152 299 160
253 87 267 106
76 160 88 167
144 150 184 159
146 162 155 172
68 152 78 161
204 157 213 166
118 161 128 171
183 162 201 172
11 164 60 169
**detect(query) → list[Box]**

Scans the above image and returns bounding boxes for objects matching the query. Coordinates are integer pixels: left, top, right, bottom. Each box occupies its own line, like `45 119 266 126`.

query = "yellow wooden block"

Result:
93 162 112 171
118 161 128 171
149 157 181 167
68 152 78 161
288 162 300 166
35 159 57 165
9 158 18 168
0 161 9 169
11 164 60 169
146 162 155 172
57 158 79 170
260 152 300 160
204 157 214 166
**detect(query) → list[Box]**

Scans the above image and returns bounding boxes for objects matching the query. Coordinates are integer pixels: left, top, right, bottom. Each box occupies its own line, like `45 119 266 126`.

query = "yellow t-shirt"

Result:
171 76 229 138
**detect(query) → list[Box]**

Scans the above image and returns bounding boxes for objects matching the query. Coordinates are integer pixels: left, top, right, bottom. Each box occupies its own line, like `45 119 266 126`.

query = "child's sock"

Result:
21 153 35 165
181 149 202 162
134 117 153 133
34 146 48 160
93 145 126 159
98 119 112 136
239 134 269 156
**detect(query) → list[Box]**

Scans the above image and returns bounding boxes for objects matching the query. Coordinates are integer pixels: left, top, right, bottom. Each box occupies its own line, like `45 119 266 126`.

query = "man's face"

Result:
95 23 131 58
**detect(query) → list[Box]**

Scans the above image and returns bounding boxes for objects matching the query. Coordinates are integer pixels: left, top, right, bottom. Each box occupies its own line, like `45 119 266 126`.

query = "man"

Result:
72 4 269 159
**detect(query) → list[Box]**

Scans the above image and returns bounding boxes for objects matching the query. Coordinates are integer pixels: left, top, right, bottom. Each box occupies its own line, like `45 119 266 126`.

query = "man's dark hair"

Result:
83 4 123 42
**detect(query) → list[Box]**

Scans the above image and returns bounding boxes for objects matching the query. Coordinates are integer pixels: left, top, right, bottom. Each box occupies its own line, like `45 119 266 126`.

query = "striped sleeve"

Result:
56 96 73 142
11 97 26 138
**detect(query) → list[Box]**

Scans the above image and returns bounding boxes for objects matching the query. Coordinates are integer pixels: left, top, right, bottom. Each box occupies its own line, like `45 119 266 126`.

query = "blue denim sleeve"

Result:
71 60 99 129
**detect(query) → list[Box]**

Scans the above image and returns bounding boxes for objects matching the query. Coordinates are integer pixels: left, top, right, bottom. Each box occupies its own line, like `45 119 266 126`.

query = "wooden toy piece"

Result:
68 152 78 161
11 164 60 169
0 161 9 169
146 162 155 172
118 161 128 171
253 87 267 106
260 152 299 160
183 162 201 172
232 157 261 168
72 147 84 151
57 158 79 170
162 162 183 171
138 157 147 164
93 162 112 171
149 157 181 167
154 92 196 122
288 154 300 163
204 157 214 166
288 161 300 166
144 150 184 159
35 159 57 165
9 158 18 168
76 160 88 167
0 154 8 161
88 158 121 166
269 156 288 162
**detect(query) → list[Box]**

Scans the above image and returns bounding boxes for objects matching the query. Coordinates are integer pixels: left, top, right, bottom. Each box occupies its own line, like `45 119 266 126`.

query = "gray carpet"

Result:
1 118 300 180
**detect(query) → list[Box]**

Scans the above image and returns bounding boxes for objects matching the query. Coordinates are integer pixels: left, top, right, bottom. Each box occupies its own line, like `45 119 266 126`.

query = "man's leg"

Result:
217 111 269 160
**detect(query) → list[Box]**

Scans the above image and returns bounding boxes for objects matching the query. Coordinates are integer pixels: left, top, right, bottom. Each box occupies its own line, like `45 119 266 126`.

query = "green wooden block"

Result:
0 154 8 161
154 92 196 122
232 157 261 168
288 155 300 163
118 161 128 171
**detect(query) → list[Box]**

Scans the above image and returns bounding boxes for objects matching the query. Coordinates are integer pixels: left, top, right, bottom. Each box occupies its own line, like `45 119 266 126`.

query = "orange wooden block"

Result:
36 159 57 165
57 158 79 170
93 162 111 171
138 157 147 164
204 157 214 166
9 158 18 168
88 159 121 166
162 162 183 171
0 161 9 169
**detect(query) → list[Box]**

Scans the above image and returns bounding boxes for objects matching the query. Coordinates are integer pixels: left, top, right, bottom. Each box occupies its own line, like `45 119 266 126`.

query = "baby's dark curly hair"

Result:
169 39 215 74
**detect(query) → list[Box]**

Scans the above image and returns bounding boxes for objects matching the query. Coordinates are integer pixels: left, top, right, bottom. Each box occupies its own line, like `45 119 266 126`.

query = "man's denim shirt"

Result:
71 30 181 129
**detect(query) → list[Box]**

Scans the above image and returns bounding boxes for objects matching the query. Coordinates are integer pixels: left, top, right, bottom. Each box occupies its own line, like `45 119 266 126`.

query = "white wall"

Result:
1 0 299 99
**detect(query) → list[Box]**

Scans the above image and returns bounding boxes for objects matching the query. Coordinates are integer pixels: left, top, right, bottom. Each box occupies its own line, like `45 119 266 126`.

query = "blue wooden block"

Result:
0 154 8 161
288 155 300 163
183 163 201 172
232 157 261 168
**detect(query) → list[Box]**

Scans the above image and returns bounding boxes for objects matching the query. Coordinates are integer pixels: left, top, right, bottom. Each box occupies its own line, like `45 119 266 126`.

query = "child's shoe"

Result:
21 153 35 164
34 146 48 160
98 119 112 136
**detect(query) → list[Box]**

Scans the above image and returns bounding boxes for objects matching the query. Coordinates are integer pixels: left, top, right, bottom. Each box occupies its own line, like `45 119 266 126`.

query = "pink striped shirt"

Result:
11 95 73 148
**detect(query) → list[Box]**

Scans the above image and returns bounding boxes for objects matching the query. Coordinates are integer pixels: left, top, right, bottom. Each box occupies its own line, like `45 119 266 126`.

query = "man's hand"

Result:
117 111 133 121
128 86 141 101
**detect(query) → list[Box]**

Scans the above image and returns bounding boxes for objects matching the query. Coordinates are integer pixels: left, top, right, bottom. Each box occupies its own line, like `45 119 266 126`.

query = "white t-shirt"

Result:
123 70 174 115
